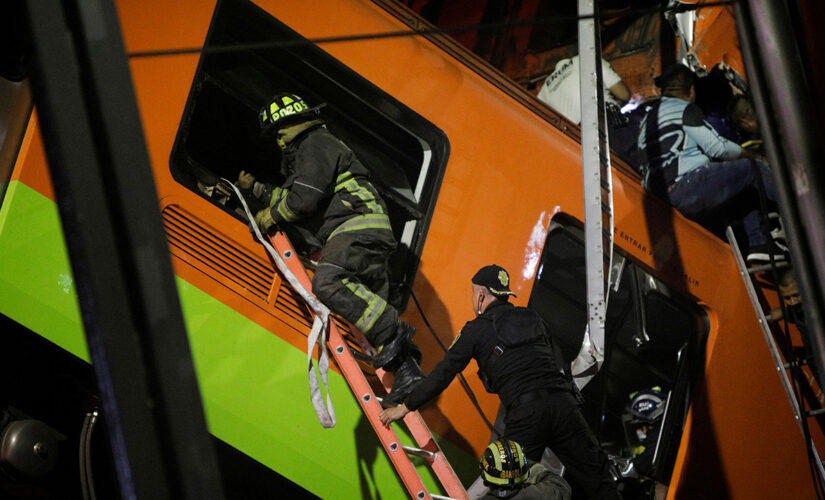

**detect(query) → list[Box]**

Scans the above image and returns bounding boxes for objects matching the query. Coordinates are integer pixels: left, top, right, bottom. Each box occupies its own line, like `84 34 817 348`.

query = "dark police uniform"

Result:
251 124 400 348
403 300 620 499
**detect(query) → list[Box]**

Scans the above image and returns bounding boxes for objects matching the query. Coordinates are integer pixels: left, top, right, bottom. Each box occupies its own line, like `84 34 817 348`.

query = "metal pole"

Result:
736 0 825 391
24 0 225 498
579 0 612 357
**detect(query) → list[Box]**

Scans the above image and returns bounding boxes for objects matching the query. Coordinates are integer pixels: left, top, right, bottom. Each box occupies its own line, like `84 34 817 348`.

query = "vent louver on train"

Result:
162 204 274 300
274 282 362 351
271 282 313 326
161 204 363 353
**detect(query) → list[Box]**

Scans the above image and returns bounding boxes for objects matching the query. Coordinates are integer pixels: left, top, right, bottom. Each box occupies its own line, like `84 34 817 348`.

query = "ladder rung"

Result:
348 348 373 363
807 408 825 418
374 395 394 410
747 260 790 274
403 445 437 461
784 359 807 369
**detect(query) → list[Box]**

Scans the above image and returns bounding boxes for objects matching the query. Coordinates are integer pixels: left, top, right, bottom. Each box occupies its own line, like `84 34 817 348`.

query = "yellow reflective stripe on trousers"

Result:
327 213 392 241
334 173 383 214
342 278 387 333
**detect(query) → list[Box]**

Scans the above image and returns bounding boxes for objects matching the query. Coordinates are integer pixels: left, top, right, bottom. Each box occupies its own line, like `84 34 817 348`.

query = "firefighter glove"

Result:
237 170 256 190
254 207 277 232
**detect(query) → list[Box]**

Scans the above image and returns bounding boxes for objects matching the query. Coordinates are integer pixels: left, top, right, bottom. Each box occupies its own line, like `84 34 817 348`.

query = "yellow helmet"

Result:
479 439 529 488
258 92 324 134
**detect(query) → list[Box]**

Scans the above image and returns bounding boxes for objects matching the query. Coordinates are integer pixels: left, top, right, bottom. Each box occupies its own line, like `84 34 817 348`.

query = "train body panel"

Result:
0 0 820 498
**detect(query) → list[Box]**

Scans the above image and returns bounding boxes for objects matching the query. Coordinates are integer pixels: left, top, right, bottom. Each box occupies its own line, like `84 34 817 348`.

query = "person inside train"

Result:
191 165 254 218
536 54 642 170
769 267 815 347
610 387 668 500
693 65 740 143
237 92 424 404
768 268 804 328
727 95 762 144
692 65 763 152
537 54 631 126
637 63 786 265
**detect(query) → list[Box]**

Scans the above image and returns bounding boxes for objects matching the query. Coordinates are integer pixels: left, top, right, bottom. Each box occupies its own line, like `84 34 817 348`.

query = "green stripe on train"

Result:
0 181 89 361
0 180 476 497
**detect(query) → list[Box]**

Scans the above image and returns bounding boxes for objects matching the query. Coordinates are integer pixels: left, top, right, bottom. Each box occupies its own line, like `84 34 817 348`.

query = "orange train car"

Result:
0 0 819 498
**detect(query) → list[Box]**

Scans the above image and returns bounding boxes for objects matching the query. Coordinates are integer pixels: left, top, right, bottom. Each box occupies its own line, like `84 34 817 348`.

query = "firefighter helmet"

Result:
479 439 529 488
258 92 325 134
627 387 665 424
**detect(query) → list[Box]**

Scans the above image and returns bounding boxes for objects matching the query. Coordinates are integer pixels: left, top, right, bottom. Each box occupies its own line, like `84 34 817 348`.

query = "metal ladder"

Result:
267 230 468 500
726 227 825 483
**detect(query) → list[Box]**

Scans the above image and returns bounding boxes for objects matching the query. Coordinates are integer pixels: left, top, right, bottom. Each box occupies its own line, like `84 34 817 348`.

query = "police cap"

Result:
472 264 517 298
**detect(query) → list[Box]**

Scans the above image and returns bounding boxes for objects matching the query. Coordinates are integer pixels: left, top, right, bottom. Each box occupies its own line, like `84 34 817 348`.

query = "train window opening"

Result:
170 0 450 305
387 0 674 176
397 0 664 91
527 219 708 486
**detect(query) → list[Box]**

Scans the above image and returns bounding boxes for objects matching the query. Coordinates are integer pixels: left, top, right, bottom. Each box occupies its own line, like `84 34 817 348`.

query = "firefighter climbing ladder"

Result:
726 227 825 484
224 181 467 500
268 231 467 500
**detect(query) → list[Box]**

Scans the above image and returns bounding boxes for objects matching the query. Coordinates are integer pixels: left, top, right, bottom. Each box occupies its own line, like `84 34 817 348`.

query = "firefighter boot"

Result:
383 354 425 406
372 320 416 369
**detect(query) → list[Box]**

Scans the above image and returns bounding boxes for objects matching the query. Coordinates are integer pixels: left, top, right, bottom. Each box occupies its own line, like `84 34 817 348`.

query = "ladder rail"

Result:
726 227 825 482
268 231 468 500
327 322 431 500
222 180 467 499
727 228 803 420
376 367 468 500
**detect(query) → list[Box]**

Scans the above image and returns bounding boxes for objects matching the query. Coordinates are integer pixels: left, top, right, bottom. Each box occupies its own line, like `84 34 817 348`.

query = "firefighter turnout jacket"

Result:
256 124 392 240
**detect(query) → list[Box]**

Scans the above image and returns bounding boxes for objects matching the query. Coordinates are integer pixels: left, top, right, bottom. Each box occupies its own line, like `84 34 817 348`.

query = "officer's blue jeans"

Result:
665 158 776 248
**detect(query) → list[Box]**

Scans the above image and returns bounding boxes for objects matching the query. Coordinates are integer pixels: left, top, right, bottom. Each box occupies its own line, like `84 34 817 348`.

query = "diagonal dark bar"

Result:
23 0 224 498
736 0 825 403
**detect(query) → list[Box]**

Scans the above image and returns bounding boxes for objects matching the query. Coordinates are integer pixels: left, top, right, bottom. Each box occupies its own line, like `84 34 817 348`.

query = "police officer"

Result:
379 264 620 499
241 92 423 402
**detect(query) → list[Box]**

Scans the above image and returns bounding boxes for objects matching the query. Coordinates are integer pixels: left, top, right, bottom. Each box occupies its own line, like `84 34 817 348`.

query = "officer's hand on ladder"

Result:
379 403 410 425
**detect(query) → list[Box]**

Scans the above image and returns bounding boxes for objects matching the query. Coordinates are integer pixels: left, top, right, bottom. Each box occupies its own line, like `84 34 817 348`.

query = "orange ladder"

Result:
268 230 468 500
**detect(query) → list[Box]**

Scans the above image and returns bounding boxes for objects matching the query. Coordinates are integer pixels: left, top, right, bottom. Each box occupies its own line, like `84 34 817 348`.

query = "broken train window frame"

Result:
169 0 450 309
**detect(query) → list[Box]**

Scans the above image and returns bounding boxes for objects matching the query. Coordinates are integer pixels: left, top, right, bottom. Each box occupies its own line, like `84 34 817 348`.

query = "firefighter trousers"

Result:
311 227 399 347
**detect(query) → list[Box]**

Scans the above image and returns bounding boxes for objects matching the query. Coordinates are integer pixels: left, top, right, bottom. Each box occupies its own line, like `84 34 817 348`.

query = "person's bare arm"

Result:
608 81 631 104
379 403 410 425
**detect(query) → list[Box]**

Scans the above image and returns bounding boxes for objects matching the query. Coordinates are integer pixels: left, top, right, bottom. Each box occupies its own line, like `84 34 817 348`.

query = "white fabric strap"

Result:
224 179 336 428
